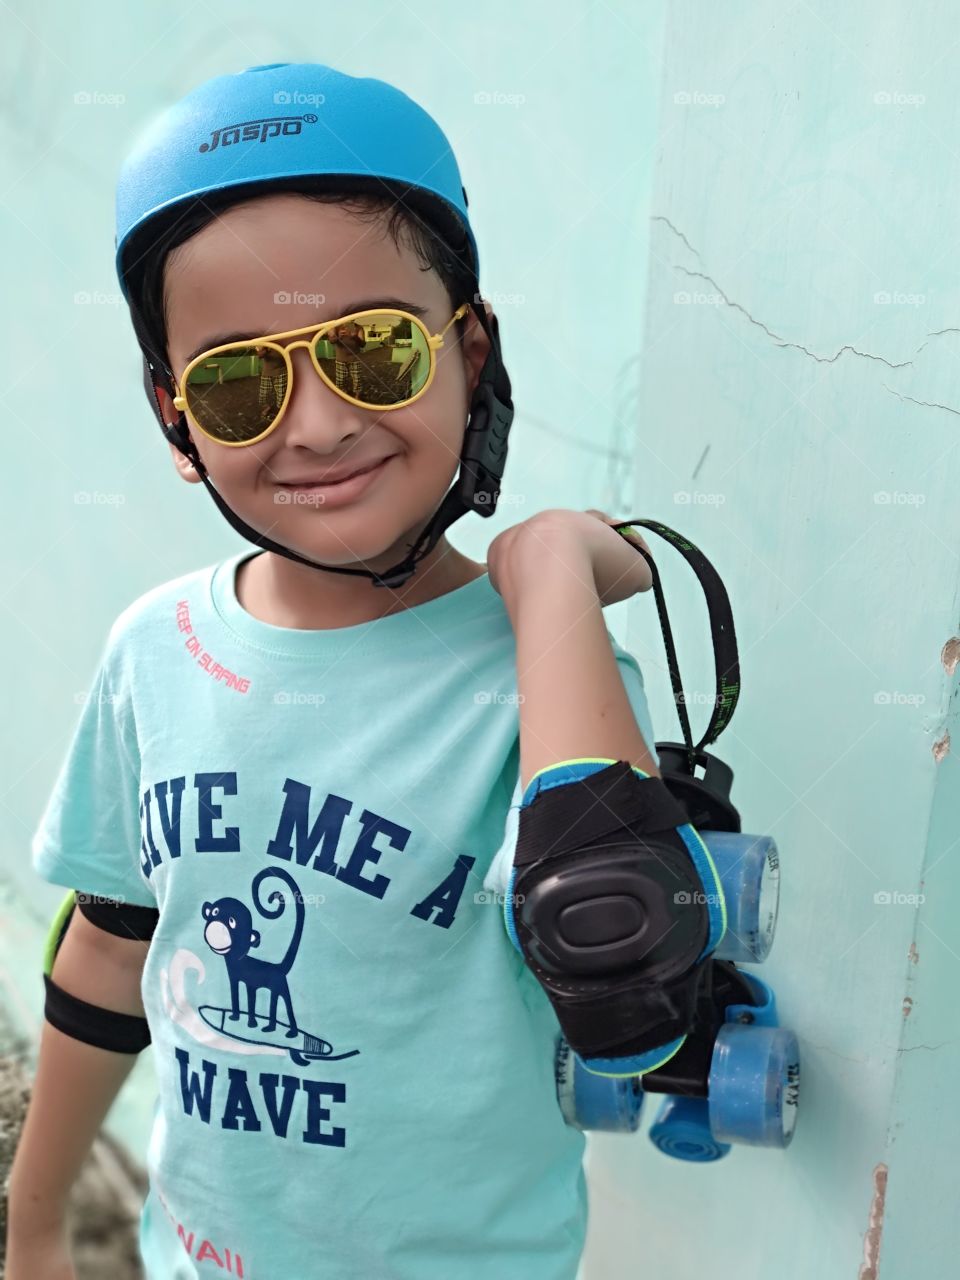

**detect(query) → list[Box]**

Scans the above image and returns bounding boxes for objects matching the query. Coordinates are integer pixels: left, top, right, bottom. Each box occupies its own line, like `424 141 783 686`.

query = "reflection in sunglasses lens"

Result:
186 311 432 442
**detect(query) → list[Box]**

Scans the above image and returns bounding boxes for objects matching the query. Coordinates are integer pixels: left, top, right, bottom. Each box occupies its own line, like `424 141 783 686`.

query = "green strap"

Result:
42 890 77 977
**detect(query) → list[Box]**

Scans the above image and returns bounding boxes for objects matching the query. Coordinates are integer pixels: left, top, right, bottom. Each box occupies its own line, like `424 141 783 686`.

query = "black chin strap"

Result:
141 300 513 589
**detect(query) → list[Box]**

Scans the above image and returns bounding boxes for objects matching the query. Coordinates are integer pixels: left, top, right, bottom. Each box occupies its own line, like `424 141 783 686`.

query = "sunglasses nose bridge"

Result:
284 337 317 356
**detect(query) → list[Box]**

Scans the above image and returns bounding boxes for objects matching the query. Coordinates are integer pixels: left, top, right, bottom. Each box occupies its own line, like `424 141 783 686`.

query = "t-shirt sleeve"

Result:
31 629 155 908
483 635 659 897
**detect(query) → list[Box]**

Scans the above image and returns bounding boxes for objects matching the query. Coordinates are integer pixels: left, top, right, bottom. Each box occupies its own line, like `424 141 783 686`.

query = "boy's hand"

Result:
487 507 654 608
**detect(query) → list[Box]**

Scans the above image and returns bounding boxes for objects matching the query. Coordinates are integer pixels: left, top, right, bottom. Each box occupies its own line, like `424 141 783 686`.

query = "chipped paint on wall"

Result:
858 1164 888 1280
941 637 960 676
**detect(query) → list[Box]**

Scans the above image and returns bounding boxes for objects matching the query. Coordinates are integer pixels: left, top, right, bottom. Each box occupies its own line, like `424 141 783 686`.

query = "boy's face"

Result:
158 194 490 571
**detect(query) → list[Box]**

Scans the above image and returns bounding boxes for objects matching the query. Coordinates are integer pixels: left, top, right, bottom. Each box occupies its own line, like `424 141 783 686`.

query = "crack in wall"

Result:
672 264 914 370
653 217 960 412
883 384 960 419
650 214 702 261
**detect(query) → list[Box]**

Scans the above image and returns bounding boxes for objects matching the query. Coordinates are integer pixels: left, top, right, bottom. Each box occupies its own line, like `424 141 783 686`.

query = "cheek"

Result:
194 436 263 490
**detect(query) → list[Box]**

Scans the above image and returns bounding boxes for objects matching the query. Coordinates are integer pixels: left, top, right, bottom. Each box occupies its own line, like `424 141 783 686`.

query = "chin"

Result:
279 520 414 570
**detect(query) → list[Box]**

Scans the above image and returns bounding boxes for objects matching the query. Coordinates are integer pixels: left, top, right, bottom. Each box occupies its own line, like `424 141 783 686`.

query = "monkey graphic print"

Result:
31 548 659 1280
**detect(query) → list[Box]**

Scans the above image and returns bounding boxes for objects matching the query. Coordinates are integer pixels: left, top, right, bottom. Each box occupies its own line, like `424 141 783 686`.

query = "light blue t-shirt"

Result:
31 547 659 1280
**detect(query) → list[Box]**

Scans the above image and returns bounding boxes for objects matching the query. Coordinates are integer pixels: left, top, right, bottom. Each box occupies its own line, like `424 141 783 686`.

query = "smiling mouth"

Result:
275 456 394 488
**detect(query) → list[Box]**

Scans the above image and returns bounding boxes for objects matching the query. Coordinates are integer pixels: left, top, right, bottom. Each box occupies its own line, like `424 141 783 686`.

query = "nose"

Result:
273 344 367 451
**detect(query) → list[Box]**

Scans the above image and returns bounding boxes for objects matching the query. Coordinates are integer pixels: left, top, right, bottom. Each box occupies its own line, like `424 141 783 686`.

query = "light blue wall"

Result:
2 3 952 1277
590 5 957 1279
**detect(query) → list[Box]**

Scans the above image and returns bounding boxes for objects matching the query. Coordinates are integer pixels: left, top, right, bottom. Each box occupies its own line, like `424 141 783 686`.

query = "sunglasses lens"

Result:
185 346 288 443
313 311 431 406
184 312 437 440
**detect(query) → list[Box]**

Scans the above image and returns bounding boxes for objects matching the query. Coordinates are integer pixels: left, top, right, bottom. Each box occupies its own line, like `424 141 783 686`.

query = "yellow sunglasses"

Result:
172 302 471 447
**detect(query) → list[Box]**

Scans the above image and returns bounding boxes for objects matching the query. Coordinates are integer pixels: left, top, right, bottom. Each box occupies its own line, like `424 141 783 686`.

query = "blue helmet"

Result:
115 61 480 299
113 62 512 590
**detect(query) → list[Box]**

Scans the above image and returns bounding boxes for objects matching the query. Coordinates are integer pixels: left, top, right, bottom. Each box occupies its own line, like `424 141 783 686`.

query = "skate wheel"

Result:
708 1023 800 1147
649 1095 730 1161
701 831 780 963
555 1038 643 1133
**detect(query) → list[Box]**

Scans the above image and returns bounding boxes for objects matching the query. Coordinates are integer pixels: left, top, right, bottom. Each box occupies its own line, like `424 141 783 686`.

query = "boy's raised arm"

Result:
499 527 659 791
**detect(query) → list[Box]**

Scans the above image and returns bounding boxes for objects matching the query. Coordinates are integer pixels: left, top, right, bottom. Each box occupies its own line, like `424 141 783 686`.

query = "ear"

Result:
155 384 203 484
250 930 261 948
461 299 494 399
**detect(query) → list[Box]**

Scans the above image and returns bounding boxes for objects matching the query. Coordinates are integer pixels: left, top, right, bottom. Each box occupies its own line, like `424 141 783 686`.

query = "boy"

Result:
7 62 666 1280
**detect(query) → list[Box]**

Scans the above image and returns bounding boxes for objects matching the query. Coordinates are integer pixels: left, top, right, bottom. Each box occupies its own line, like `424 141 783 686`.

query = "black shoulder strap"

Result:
613 520 741 774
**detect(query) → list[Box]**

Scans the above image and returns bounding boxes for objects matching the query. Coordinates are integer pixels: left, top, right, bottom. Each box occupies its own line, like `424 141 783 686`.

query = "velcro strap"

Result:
43 972 151 1054
541 961 707 1058
75 893 158 942
515 760 690 869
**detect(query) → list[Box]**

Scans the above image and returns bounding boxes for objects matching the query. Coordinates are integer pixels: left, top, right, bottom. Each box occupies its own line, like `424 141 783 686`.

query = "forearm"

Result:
7 918 146 1236
502 532 660 792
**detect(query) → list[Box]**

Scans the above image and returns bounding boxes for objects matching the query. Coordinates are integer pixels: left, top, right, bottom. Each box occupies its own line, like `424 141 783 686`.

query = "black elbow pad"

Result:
505 759 727 1076
42 890 153 1054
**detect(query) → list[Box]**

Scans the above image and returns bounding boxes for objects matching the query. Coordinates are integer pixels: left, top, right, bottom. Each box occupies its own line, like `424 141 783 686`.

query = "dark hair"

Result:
122 175 478 375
